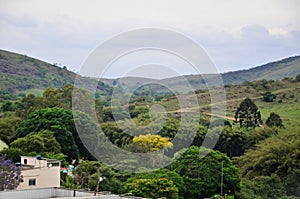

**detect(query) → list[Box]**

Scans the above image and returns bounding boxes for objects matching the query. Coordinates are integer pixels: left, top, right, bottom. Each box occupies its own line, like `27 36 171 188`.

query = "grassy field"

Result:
158 80 300 129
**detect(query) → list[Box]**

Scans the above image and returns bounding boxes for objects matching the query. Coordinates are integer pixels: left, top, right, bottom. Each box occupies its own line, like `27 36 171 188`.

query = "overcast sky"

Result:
0 0 299 78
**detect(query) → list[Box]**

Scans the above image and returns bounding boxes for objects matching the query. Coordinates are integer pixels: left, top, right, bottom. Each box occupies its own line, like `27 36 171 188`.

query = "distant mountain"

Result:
1 49 299 99
101 55 300 93
0 49 111 99
221 56 300 84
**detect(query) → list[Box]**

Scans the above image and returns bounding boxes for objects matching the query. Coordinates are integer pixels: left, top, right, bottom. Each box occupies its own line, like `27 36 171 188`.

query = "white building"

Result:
18 156 61 190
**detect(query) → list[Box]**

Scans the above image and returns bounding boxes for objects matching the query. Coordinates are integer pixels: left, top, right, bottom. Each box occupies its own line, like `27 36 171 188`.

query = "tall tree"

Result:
235 98 262 128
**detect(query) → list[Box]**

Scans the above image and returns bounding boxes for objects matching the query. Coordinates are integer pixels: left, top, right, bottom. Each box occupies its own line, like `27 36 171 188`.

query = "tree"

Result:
207 126 247 158
124 178 179 199
235 98 262 128
130 134 172 153
10 130 61 154
170 146 240 198
266 112 284 128
12 108 100 162
237 175 286 199
73 160 121 193
124 169 185 199
0 148 25 163
295 74 300 82
0 101 17 112
0 156 23 190
0 115 21 144
261 91 276 102
285 169 300 196
243 127 278 151
236 129 300 195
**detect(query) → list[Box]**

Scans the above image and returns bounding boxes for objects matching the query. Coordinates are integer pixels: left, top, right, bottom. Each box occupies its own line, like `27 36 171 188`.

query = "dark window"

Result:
24 159 27 164
29 179 36 186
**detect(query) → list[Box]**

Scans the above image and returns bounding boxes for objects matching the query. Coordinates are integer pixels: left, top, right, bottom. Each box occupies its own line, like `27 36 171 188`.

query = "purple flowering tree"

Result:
0 156 23 191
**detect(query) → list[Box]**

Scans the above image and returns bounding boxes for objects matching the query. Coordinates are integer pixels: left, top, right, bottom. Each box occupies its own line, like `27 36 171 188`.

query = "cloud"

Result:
0 0 299 76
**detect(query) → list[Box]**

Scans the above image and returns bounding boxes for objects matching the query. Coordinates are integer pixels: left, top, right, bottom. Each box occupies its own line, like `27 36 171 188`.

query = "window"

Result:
28 179 36 186
24 159 27 164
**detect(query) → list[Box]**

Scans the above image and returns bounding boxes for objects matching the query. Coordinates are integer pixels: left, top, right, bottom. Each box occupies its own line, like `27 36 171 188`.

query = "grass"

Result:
258 99 300 130
157 80 300 130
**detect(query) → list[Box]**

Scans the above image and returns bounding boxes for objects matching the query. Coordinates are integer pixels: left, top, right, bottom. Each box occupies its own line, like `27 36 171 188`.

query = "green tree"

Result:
125 169 185 199
243 127 278 151
237 175 286 199
124 178 179 199
262 91 276 102
101 122 132 148
170 146 240 198
12 108 99 161
0 115 21 144
0 101 17 112
73 160 121 193
236 129 300 195
285 169 300 196
207 126 247 158
266 112 284 128
10 130 61 154
0 148 25 163
15 94 42 119
235 98 262 128
295 74 300 82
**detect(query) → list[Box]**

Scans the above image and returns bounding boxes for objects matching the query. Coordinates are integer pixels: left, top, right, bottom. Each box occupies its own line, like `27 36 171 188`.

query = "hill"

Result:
0 49 111 99
101 55 300 93
222 56 300 84
1 49 299 99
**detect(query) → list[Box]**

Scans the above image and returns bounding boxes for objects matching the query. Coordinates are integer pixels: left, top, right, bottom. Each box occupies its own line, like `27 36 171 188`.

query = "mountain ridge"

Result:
1 49 299 98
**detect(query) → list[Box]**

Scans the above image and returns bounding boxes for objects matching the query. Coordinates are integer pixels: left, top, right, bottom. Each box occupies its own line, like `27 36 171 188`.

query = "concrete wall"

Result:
0 188 95 199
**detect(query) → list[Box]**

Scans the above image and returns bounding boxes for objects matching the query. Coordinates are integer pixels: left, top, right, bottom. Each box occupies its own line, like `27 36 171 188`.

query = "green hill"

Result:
0 49 111 99
1 49 299 99
222 56 300 84
100 56 300 93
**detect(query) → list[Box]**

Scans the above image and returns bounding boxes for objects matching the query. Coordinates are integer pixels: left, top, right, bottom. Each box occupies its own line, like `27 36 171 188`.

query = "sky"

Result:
0 0 299 78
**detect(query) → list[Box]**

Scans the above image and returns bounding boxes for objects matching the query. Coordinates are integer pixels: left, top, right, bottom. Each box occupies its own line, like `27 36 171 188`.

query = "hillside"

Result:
222 55 300 84
0 49 111 99
1 49 299 99
101 55 300 93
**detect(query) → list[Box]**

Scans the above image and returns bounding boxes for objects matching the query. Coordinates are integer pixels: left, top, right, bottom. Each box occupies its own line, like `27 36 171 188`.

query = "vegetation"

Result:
169 146 240 198
124 178 179 199
0 50 300 198
234 98 262 128
266 112 284 128
0 156 22 190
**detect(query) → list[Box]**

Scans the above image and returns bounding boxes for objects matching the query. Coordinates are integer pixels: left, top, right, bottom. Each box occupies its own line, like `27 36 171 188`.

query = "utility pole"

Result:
221 161 224 198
